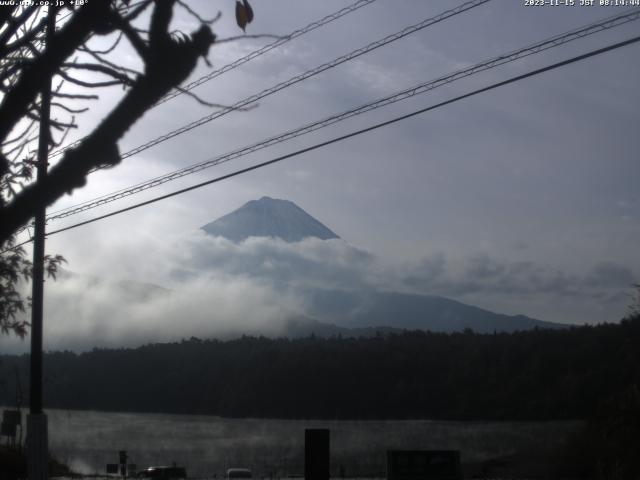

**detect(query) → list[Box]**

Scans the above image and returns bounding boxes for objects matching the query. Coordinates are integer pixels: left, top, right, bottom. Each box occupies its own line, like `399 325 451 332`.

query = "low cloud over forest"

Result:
1 232 636 353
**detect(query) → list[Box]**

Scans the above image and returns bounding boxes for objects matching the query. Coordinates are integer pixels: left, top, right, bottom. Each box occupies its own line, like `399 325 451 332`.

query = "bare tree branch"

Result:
49 117 77 132
0 2 217 243
79 31 124 55
177 1 221 26
51 118 74 147
0 5 39 52
175 85 258 111
52 91 99 100
112 11 149 60
1 118 37 147
0 1 118 144
2 14 47 57
51 102 89 114
2 0 254 338
216 33 283 44
84 50 143 77
122 0 155 23
62 61 136 85
56 68 127 88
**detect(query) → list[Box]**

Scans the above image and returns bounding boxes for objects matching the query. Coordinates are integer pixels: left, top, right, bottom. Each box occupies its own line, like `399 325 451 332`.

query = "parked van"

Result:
226 468 252 479
137 466 187 479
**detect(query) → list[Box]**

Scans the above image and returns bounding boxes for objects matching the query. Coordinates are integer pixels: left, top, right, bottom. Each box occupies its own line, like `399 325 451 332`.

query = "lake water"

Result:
32 409 581 478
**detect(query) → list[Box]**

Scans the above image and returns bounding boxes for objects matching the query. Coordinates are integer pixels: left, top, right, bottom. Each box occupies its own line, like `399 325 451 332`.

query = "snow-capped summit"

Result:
201 196 339 242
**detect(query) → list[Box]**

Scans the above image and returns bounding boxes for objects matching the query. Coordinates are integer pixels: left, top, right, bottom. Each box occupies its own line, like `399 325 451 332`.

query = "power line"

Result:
48 0 491 167
24 34 639 244
0 1 150 151
42 9 640 223
48 0 380 158
4 33 639 255
43 0 494 219
156 0 380 106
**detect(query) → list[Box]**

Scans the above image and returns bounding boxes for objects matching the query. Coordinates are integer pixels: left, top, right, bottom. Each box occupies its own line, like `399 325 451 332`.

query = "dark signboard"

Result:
1 410 20 437
387 450 462 480
2 410 21 426
305 428 330 480
106 464 119 474
1 421 17 437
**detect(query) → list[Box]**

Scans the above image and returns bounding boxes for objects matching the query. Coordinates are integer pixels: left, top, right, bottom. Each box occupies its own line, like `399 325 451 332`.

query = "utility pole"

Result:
27 6 56 480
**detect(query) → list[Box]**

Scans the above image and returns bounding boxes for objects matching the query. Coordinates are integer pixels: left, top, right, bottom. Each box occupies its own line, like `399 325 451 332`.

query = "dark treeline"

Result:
1 316 639 420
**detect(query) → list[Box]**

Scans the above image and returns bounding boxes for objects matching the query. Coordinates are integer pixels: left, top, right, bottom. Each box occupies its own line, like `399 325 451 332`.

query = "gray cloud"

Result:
175 233 378 291
465 254 506 280
584 261 635 289
403 253 446 288
3 233 637 354
5 2 639 350
2 270 300 354
402 253 636 305
1 235 381 353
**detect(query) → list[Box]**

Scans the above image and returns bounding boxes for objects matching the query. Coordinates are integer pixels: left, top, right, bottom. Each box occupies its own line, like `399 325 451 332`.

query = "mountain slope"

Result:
301 288 566 333
201 196 339 242
197 196 566 334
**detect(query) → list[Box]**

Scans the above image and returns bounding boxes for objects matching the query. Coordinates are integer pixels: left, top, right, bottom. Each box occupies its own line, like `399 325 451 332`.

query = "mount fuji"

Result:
198 197 566 334
201 196 339 242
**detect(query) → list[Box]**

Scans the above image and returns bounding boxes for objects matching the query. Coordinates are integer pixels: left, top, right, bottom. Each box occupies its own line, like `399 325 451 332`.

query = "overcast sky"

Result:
4 0 640 352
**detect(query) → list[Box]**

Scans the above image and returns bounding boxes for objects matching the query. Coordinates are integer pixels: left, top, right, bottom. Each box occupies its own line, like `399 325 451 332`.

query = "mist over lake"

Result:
42 408 582 478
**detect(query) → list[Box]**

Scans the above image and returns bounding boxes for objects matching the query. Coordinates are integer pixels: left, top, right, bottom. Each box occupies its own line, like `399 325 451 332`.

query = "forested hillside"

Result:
1 316 639 420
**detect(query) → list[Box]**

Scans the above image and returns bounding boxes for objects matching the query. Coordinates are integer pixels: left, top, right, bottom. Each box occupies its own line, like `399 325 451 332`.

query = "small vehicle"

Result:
226 468 252 479
136 466 187 479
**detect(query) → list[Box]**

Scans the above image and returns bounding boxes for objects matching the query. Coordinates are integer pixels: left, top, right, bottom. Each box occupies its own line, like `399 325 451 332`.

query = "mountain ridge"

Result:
201 196 339 242
299 287 567 333
196 196 567 333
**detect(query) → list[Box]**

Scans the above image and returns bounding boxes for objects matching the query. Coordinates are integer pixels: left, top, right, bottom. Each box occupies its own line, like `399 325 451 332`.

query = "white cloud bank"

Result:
1 232 636 353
